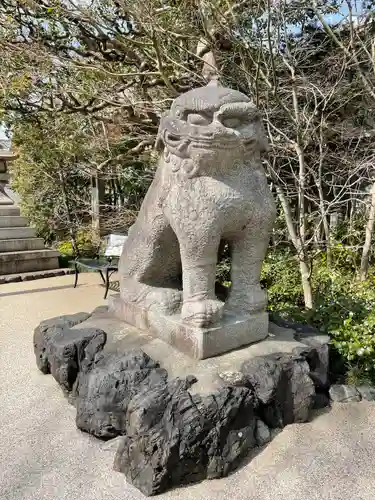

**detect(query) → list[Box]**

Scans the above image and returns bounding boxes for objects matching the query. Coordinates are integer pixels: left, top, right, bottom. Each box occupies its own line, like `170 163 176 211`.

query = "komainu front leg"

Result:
180 251 224 327
164 180 225 327
167 220 223 327
180 254 224 327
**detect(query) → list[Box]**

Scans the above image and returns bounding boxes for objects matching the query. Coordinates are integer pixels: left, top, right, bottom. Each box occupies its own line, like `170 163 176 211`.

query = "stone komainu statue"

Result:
117 83 276 329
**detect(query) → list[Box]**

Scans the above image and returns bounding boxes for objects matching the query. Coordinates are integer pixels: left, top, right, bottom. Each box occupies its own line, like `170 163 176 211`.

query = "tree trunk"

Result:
294 142 313 309
274 183 313 309
359 182 375 281
91 172 100 239
196 1 220 83
315 134 332 266
59 172 78 256
299 257 313 309
314 179 332 265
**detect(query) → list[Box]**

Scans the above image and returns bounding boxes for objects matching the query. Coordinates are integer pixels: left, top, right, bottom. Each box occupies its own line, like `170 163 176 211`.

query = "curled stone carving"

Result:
109 83 276 358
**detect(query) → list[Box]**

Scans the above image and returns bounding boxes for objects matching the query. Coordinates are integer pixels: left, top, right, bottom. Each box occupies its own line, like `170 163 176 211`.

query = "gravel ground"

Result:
1 274 375 500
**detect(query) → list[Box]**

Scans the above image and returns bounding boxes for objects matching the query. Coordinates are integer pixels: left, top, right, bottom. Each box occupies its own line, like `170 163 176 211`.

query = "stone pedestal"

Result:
108 293 269 359
0 186 13 206
0 152 14 205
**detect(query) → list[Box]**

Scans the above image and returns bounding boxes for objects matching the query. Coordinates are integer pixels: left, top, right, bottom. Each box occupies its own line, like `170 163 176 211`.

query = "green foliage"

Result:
10 114 92 243
216 242 231 286
326 245 360 275
264 248 375 383
261 249 303 309
324 276 375 381
57 229 99 258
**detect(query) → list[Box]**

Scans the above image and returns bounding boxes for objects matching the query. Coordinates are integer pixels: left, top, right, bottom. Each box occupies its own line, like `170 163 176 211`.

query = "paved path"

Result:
1 275 375 500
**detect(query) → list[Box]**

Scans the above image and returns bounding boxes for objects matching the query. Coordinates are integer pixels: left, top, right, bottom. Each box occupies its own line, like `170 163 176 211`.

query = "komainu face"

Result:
156 85 268 176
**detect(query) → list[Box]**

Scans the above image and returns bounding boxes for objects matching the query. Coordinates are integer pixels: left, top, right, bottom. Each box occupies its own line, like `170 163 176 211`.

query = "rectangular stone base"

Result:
108 294 269 360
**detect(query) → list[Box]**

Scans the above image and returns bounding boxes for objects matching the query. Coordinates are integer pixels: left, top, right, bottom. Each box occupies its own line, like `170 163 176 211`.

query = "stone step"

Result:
0 249 60 275
0 216 29 228
0 206 21 216
0 268 75 284
0 238 45 253
0 227 36 239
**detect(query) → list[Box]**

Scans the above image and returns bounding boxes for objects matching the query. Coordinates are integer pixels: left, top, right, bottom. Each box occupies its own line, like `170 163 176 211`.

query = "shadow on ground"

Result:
1 284 84 297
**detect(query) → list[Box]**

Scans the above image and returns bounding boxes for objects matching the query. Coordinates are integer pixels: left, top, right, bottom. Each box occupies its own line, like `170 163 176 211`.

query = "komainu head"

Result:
156 84 268 177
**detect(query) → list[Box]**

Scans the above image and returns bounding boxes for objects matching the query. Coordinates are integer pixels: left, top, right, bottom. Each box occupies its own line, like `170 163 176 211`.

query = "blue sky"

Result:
325 1 364 25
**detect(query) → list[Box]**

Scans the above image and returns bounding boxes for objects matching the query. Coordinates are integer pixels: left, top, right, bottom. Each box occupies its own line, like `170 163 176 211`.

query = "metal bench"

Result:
72 233 127 299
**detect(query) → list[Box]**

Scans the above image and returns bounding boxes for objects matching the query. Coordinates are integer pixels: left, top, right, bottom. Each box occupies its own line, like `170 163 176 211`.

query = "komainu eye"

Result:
222 117 242 128
187 113 211 126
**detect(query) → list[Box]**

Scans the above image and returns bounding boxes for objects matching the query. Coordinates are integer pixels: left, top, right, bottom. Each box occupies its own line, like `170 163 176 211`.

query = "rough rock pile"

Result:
33 312 330 496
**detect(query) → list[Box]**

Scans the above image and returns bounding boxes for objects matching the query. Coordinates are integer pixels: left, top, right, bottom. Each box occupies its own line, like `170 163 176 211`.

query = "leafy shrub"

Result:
259 248 375 383
261 249 303 310
57 229 99 258
215 242 231 288
324 277 375 382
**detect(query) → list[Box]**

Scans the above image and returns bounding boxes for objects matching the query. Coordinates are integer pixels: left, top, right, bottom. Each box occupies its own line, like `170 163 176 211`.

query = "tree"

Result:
2 0 375 307
10 114 92 251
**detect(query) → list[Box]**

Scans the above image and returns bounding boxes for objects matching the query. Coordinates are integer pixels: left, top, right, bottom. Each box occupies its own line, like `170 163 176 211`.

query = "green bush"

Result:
264 249 375 383
214 244 375 382
57 229 99 258
261 249 303 310
322 277 375 382
215 242 232 287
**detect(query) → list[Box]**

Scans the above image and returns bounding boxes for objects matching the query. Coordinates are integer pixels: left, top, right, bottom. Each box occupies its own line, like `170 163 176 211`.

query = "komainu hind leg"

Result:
226 226 271 314
119 211 183 315
120 279 182 315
